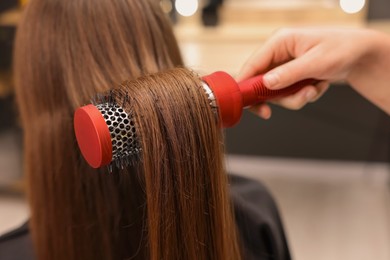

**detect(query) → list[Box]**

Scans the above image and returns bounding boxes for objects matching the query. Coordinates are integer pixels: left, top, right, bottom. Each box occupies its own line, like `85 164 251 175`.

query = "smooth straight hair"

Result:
14 0 242 259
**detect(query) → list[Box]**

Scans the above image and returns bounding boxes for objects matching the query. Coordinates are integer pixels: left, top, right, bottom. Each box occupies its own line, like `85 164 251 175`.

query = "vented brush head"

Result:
74 94 141 169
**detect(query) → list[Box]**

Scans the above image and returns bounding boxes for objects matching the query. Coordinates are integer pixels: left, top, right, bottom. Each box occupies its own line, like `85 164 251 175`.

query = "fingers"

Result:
262 51 320 90
248 103 272 120
308 81 330 103
237 29 326 90
236 29 297 82
270 81 329 110
236 47 273 82
248 81 329 119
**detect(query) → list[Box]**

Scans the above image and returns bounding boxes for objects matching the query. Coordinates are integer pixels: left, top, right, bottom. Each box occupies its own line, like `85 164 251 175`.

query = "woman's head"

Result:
14 0 241 259
15 0 182 119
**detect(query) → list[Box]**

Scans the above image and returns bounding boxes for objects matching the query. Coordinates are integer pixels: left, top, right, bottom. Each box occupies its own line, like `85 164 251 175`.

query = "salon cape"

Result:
0 174 290 260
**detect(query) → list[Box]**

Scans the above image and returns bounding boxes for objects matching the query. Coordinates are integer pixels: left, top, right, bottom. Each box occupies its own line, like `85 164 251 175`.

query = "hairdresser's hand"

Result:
237 28 389 119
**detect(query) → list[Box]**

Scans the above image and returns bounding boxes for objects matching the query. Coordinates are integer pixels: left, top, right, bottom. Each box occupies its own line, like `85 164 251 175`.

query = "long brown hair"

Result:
14 0 241 259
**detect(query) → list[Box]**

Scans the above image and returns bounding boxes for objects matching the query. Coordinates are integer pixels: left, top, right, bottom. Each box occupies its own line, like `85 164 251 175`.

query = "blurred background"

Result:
1 0 390 259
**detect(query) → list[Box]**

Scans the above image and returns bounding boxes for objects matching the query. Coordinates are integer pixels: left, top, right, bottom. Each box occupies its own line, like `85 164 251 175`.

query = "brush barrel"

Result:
74 102 140 169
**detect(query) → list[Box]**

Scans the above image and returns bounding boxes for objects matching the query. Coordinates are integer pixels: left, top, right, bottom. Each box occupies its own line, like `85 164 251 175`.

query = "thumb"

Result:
263 54 317 89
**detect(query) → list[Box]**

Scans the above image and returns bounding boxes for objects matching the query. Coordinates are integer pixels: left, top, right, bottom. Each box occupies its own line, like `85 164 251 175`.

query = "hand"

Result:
236 28 380 119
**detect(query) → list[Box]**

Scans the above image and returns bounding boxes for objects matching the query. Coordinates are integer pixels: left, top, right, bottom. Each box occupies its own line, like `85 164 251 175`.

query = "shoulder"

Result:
229 174 291 260
0 222 35 260
0 180 290 260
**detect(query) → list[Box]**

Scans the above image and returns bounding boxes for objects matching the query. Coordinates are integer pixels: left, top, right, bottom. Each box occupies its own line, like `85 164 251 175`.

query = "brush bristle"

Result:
92 91 141 170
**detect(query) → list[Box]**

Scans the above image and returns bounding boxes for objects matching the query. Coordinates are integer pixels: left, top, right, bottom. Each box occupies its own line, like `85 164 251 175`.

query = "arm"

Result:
237 28 390 118
347 30 390 115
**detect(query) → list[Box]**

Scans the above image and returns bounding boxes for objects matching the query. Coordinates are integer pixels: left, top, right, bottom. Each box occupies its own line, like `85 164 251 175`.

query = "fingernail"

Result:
305 89 317 101
259 105 271 119
263 73 278 88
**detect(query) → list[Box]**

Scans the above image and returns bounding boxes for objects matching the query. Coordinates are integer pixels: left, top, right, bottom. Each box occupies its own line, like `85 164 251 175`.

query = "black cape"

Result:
0 174 290 260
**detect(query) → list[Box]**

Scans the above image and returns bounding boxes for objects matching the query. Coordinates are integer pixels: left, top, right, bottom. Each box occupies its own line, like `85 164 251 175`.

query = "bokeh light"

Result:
339 0 365 14
175 0 198 17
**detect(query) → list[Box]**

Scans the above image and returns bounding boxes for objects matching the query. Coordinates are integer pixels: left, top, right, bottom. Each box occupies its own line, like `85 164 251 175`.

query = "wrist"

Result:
347 30 390 84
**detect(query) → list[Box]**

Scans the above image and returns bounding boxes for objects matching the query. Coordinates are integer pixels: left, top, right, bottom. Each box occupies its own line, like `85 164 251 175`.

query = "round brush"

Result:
74 71 317 168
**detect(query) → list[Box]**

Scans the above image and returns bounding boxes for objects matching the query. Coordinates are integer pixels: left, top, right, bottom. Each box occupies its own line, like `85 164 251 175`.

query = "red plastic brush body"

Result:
202 71 317 127
238 74 317 107
201 71 243 128
74 104 112 168
74 70 317 168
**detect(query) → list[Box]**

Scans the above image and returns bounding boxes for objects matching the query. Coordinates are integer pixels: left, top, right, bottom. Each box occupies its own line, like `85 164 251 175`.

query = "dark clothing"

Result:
230 175 291 260
0 222 33 260
0 175 290 260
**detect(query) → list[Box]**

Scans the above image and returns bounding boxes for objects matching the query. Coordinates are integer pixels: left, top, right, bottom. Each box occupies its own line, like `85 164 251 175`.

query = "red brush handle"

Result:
203 71 319 127
239 74 318 107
